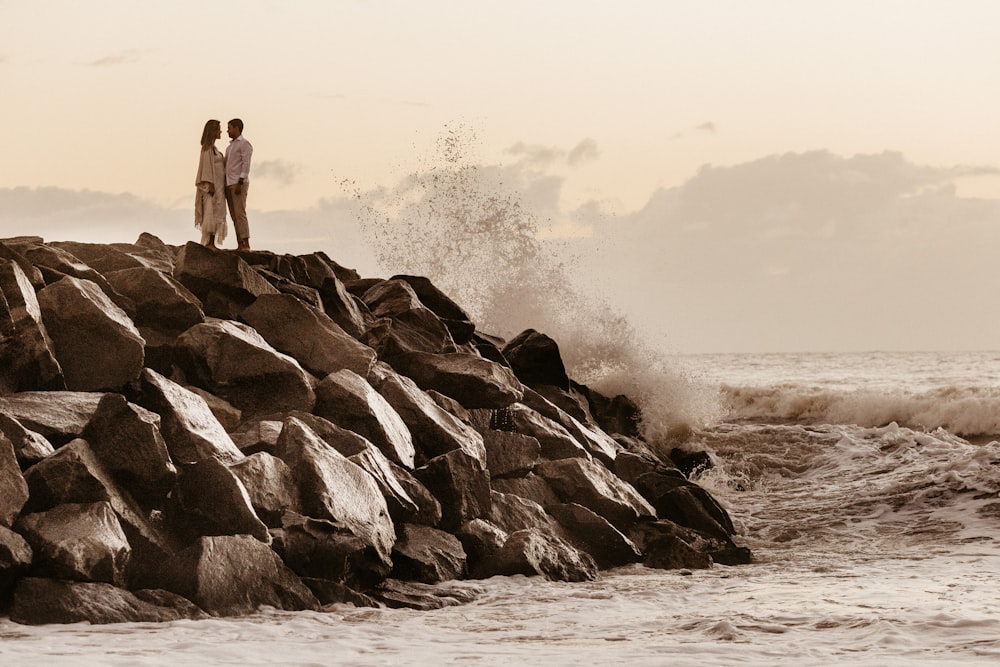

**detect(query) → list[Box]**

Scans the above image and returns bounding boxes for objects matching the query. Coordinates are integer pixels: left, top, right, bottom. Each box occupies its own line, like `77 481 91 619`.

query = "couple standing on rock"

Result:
194 118 253 251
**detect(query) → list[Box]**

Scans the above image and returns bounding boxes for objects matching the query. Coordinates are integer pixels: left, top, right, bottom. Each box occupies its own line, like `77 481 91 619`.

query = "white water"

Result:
4 351 1000 665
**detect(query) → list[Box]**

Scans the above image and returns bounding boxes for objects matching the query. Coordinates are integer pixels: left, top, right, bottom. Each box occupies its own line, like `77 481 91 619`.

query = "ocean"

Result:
3 350 999 666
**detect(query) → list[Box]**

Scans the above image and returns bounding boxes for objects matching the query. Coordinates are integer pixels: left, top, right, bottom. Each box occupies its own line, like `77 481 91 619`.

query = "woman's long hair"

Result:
200 119 221 150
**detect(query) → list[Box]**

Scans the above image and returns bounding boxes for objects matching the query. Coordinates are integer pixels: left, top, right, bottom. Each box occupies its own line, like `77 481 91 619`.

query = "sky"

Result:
3 0 1000 354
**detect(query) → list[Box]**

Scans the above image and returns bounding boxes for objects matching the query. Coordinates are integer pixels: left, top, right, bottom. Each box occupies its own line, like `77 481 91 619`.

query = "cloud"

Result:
253 159 303 187
567 138 600 166
695 122 717 134
87 49 144 67
506 138 601 168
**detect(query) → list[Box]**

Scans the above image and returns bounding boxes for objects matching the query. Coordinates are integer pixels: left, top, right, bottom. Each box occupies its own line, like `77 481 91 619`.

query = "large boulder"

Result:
167 458 270 544
486 529 598 582
82 393 177 508
314 369 415 468
10 578 206 625
37 276 145 391
174 319 316 418
0 525 32 594
0 391 104 445
275 417 396 566
147 534 320 616
482 430 541 479
0 413 55 467
104 266 205 333
347 446 420 523
392 275 476 345
16 501 131 585
50 241 147 274
374 367 486 465
413 449 491 531
0 431 28 527
18 243 135 316
361 279 457 355
239 293 376 378
228 452 300 527
318 275 368 338
490 473 562 509
0 259 65 393
137 368 243 465
507 404 591 461
548 502 642 569
521 388 619 464
535 458 656 531
388 351 523 409
172 241 278 319
391 523 467 584
369 578 482 611
628 520 716 570
455 519 507 579
501 329 570 390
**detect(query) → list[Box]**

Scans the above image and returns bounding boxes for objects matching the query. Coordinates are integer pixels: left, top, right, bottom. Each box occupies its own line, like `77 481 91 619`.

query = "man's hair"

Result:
228 118 244 132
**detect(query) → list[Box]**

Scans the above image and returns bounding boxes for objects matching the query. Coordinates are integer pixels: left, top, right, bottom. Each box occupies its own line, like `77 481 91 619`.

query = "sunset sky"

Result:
3 0 1000 353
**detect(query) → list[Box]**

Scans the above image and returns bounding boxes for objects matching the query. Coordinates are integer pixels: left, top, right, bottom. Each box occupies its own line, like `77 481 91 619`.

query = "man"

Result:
224 118 253 250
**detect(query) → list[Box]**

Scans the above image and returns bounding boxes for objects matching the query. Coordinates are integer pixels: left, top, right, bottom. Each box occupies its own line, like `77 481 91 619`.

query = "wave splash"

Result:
345 124 720 436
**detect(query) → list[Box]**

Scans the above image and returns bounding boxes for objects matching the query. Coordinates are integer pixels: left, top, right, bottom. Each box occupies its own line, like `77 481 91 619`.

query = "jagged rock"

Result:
256 268 324 309
0 259 65 393
548 502 642 569
0 415 54 466
370 578 481 610
521 388 619 464
16 501 131 585
0 525 32 593
392 275 476 345
19 243 136 316
0 431 28 527
0 242 44 288
373 367 486 465
388 351 523 409
172 241 278 319
535 458 656 531
10 578 206 625
391 523 467 584
490 473 562 509
486 528 598 582
628 520 715 570
82 393 177 508
508 403 591 461
275 417 395 566
361 279 457 355
301 578 379 607
269 511 390 589
137 368 243 465
580 387 642 439
174 319 316 418
532 384 592 423
167 458 270 544
347 446 420 522
502 329 570 390
670 448 714 478
147 534 320 616
318 275 367 338
482 430 541 479
50 241 148 274
488 491 561 537
105 266 204 333
314 369 415 468
186 386 242 431
132 233 178 273
455 519 507 579
229 452 300 527
471 331 509 366
240 293 376 379
0 391 104 445
37 276 145 391
414 449 491 532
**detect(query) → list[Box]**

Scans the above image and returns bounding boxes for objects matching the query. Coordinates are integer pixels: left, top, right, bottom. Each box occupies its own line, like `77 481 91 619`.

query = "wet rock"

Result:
174 319 315 418
276 417 395 566
167 458 270 544
392 275 476 345
0 391 104 446
455 519 507 579
0 431 28 527
148 534 320 616
104 266 205 333
535 458 656 531
82 393 177 508
172 241 278 319
0 259 65 393
302 578 380 608
482 430 541 479
578 386 642 439
501 329 570 390
670 448 714 478
548 502 642 569
0 525 32 593
16 501 131 585
414 449 491 531
137 368 243 465
388 351 524 409
486 528 598 582
37 276 145 391
228 452 300 527
314 369 415 468
628 520 715 570
374 367 486 465
370 578 482 610
10 578 207 625
391 523 467 584
270 511 390 589
508 403 591 461
240 293 376 378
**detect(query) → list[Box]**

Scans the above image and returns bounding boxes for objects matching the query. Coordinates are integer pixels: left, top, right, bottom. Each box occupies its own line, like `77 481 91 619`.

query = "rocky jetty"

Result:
0 234 750 624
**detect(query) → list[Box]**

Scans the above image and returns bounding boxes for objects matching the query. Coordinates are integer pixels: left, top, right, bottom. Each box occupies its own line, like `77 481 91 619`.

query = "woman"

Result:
194 119 227 249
